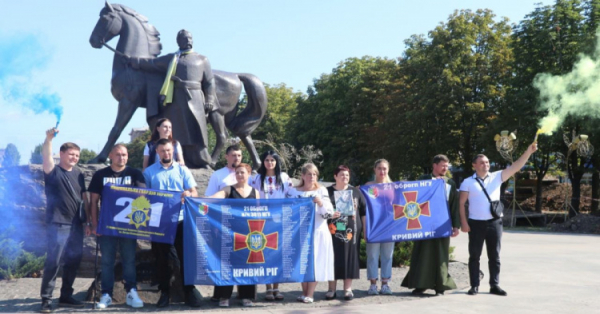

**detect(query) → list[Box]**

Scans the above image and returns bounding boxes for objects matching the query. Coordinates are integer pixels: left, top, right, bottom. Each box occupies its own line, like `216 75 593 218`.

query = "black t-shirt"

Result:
44 166 86 225
88 166 146 196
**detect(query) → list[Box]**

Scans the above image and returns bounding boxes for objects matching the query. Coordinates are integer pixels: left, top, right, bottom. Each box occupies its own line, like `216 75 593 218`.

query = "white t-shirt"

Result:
205 167 237 196
459 170 504 220
249 172 293 199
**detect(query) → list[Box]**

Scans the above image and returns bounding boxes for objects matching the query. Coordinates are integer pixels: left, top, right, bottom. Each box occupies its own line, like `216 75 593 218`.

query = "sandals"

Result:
344 289 354 301
242 298 254 307
219 299 229 307
273 289 284 300
297 295 306 302
302 297 314 303
325 290 337 300
265 289 275 301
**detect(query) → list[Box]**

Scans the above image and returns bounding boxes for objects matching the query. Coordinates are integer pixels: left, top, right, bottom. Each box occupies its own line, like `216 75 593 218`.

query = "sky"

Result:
0 0 554 164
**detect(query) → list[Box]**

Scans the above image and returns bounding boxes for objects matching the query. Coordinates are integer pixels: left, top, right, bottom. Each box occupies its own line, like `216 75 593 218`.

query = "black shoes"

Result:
324 291 337 300
467 286 479 295
58 296 84 308
490 286 508 296
157 291 170 308
40 299 52 313
435 290 445 296
185 288 202 307
411 288 426 296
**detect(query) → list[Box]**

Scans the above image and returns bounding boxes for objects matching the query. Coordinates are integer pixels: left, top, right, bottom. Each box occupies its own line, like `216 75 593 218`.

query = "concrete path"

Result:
1 230 598 313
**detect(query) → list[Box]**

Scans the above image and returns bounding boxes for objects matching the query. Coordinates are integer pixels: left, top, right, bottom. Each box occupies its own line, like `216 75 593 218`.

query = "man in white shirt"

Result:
205 145 243 196
459 142 537 296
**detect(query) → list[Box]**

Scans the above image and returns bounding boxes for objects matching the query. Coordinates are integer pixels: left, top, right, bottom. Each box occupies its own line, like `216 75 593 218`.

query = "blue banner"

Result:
183 197 316 286
360 180 452 243
98 184 181 244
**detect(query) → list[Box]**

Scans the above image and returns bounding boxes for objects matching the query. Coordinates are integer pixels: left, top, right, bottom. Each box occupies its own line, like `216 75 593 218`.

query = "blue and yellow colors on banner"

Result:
183 197 316 286
97 184 182 244
360 180 452 243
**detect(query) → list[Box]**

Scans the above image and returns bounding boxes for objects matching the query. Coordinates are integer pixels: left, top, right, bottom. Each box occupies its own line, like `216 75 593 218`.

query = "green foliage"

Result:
2 144 20 167
0 229 46 280
125 130 151 169
78 149 98 165
253 83 303 144
30 144 43 164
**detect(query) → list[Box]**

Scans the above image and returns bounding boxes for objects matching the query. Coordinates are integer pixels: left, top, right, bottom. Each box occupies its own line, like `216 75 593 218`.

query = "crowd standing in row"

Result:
38 125 537 312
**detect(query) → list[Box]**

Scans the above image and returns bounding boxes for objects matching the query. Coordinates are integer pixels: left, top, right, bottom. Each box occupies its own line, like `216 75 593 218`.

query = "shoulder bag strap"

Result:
474 178 493 204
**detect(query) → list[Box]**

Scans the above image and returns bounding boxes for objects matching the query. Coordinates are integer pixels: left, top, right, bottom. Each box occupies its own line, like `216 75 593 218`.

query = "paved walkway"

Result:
1 230 598 313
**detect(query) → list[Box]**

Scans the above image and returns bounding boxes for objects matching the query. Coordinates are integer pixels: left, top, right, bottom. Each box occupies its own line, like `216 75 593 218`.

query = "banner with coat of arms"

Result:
97 184 182 244
360 179 452 243
183 197 316 286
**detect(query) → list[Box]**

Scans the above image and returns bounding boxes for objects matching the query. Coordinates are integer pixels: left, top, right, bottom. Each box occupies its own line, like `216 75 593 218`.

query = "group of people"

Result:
38 120 538 312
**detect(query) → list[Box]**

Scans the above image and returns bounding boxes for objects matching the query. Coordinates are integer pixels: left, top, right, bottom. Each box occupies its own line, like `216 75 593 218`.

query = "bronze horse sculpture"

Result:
88 2 266 168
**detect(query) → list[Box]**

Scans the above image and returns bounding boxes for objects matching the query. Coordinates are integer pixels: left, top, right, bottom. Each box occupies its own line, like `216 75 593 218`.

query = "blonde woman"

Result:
286 163 334 303
365 159 395 295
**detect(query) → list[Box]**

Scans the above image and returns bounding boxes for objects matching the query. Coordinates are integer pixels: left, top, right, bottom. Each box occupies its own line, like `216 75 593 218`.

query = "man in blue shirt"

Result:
143 138 200 308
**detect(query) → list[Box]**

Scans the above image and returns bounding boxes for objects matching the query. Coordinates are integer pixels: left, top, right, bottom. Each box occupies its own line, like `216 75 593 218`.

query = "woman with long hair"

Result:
208 163 258 307
364 159 395 295
249 151 293 301
325 165 367 300
142 118 184 170
285 163 334 303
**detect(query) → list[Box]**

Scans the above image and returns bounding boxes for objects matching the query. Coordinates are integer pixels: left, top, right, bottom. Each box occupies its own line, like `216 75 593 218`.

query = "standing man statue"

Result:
131 29 216 168
459 143 537 296
40 127 88 313
401 154 460 296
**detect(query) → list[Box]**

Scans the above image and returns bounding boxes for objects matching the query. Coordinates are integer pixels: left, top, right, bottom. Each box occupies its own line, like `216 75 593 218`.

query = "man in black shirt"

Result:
40 127 88 313
88 144 146 309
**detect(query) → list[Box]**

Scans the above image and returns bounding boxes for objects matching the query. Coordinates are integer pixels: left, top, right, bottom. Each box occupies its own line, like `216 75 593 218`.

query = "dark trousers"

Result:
152 221 194 294
214 285 256 299
468 218 502 287
40 223 83 300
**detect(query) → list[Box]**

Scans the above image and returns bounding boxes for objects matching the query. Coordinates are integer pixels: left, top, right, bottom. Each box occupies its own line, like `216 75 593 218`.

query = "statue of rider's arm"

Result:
131 54 172 73
202 57 217 110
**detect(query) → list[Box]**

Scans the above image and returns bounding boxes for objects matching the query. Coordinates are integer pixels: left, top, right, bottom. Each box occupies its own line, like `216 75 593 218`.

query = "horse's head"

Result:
90 1 123 48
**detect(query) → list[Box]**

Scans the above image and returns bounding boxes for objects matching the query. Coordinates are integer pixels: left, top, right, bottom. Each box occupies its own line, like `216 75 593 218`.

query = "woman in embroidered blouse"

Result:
285 163 335 303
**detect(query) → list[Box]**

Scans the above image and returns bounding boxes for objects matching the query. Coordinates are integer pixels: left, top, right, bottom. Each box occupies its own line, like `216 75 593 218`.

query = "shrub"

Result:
0 229 46 280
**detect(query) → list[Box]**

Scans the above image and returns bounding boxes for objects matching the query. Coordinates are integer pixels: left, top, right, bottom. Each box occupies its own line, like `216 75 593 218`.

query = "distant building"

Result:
52 154 60 165
129 126 149 143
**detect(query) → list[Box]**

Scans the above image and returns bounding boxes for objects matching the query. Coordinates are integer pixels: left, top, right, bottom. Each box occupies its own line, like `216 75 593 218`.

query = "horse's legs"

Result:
88 98 137 164
240 134 261 170
208 111 227 167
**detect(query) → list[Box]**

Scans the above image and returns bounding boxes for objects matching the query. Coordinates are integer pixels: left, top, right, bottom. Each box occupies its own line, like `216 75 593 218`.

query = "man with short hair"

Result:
459 143 537 296
143 138 201 308
40 127 88 313
205 145 243 196
88 144 145 309
401 154 461 296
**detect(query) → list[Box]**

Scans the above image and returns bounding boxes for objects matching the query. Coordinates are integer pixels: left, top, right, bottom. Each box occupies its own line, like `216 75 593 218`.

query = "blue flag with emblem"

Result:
360 179 452 243
97 184 181 244
183 197 316 286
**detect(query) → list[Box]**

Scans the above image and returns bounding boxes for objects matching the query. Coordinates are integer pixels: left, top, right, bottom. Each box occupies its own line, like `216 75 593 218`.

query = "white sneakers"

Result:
126 289 144 308
96 289 143 309
96 294 112 309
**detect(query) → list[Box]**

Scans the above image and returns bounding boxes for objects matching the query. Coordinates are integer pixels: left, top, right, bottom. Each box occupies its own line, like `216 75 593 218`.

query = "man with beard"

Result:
401 154 460 296
40 127 88 313
143 138 201 308
89 144 145 309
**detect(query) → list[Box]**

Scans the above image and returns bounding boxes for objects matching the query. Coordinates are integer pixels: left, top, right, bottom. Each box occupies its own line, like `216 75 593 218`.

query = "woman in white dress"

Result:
285 163 336 303
249 151 293 301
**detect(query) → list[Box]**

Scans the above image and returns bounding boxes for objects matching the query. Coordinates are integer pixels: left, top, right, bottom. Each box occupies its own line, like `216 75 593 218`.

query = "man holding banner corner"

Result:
89 144 145 309
143 138 201 308
459 142 537 296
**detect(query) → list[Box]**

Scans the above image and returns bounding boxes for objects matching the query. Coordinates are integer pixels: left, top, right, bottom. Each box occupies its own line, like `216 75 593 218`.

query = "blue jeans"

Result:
99 235 137 295
366 242 394 281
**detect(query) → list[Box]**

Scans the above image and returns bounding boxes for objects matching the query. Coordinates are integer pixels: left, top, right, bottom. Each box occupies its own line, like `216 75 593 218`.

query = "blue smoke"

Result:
0 33 62 121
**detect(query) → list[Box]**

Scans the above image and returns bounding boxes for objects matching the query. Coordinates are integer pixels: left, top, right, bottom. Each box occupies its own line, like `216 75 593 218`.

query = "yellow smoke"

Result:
534 28 600 134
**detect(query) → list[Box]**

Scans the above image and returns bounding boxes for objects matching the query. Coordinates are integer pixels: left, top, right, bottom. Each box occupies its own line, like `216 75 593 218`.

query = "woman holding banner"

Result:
249 151 293 301
365 159 395 295
142 118 185 170
286 163 334 303
326 165 367 300
208 163 258 307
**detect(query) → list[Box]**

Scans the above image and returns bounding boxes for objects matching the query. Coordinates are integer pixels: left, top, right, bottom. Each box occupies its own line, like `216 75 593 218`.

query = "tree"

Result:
252 83 304 144
78 149 98 165
2 144 21 168
125 130 151 169
30 144 43 165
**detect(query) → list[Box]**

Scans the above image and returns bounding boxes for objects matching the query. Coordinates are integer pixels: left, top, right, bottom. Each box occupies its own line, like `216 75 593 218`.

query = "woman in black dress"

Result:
325 165 367 300
208 163 258 307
